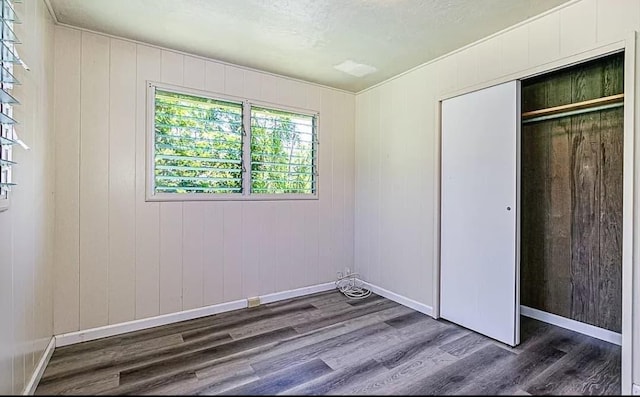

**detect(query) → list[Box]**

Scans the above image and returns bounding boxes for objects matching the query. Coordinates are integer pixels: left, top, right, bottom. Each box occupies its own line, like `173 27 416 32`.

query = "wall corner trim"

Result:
22 337 56 395
361 281 433 317
54 282 337 348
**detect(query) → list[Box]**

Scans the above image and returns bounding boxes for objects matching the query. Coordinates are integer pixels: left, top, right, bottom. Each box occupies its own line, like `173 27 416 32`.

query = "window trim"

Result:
146 81 320 202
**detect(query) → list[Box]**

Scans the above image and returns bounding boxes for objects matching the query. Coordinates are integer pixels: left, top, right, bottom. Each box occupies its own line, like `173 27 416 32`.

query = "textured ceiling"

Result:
49 0 570 92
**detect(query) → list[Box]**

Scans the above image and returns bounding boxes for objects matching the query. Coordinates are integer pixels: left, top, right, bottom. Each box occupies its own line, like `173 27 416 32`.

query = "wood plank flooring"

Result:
36 291 621 395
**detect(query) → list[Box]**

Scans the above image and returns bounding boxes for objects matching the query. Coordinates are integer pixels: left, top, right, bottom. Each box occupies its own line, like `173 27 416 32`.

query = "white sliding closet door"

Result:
440 81 520 346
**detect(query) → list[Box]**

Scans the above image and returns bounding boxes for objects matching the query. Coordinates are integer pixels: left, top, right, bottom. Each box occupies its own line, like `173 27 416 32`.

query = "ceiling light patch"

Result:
334 60 377 77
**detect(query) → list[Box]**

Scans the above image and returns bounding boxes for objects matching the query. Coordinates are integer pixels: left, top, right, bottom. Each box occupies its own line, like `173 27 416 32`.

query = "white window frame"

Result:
146 81 319 202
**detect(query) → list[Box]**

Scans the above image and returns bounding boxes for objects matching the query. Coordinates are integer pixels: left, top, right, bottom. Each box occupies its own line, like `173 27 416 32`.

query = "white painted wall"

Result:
355 0 640 382
0 0 55 394
52 26 355 334
356 0 639 316
43 0 640 391
355 0 640 388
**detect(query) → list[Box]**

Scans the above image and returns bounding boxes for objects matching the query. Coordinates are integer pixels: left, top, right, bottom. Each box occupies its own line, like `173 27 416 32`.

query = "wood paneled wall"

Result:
521 53 624 332
53 27 355 334
355 0 639 312
0 0 55 394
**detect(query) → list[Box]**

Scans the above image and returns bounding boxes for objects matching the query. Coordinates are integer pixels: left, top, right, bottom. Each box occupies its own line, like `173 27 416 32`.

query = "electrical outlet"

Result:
247 297 261 308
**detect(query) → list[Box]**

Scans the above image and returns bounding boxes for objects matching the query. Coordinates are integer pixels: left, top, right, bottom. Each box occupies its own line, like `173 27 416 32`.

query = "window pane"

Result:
154 89 243 194
250 106 316 194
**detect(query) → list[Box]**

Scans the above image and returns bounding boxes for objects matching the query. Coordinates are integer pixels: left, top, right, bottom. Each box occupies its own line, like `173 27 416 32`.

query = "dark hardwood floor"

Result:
35 290 621 395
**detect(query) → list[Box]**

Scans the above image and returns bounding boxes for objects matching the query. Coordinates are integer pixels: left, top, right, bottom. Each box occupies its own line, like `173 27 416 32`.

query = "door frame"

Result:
432 32 636 394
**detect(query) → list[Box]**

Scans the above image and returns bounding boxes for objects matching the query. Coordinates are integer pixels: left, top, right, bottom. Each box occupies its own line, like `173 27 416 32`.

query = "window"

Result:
250 107 316 195
0 0 21 211
153 89 244 194
147 82 318 201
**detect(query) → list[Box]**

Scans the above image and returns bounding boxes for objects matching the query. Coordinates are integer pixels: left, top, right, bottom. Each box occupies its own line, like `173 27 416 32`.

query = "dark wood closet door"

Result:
521 53 623 333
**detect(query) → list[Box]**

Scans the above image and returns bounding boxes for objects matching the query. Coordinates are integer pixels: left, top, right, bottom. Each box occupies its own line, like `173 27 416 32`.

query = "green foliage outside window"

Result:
153 88 316 196
251 106 316 194
155 90 243 194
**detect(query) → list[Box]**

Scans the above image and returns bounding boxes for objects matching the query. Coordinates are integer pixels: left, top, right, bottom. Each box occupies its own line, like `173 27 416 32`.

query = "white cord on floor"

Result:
335 271 372 300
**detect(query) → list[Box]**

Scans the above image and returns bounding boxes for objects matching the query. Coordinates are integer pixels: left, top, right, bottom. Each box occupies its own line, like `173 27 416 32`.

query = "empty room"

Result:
2 0 640 395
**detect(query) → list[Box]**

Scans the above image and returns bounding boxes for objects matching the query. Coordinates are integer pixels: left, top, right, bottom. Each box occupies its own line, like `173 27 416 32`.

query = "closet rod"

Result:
522 101 623 124
522 93 623 121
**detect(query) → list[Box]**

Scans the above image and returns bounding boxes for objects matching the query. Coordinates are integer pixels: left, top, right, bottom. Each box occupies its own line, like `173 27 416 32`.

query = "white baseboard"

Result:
55 282 338 347
521 305 622 346
55 299 247 347
22 337 55 395
361 281 433 316
633 383 640 395
259 282 336 304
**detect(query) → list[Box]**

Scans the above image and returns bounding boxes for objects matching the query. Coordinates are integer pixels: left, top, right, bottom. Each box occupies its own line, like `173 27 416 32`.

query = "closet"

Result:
520 52 623 333
440 51 624 346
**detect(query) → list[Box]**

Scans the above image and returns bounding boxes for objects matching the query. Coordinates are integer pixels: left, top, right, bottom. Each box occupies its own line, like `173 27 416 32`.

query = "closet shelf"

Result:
522 93 624 124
